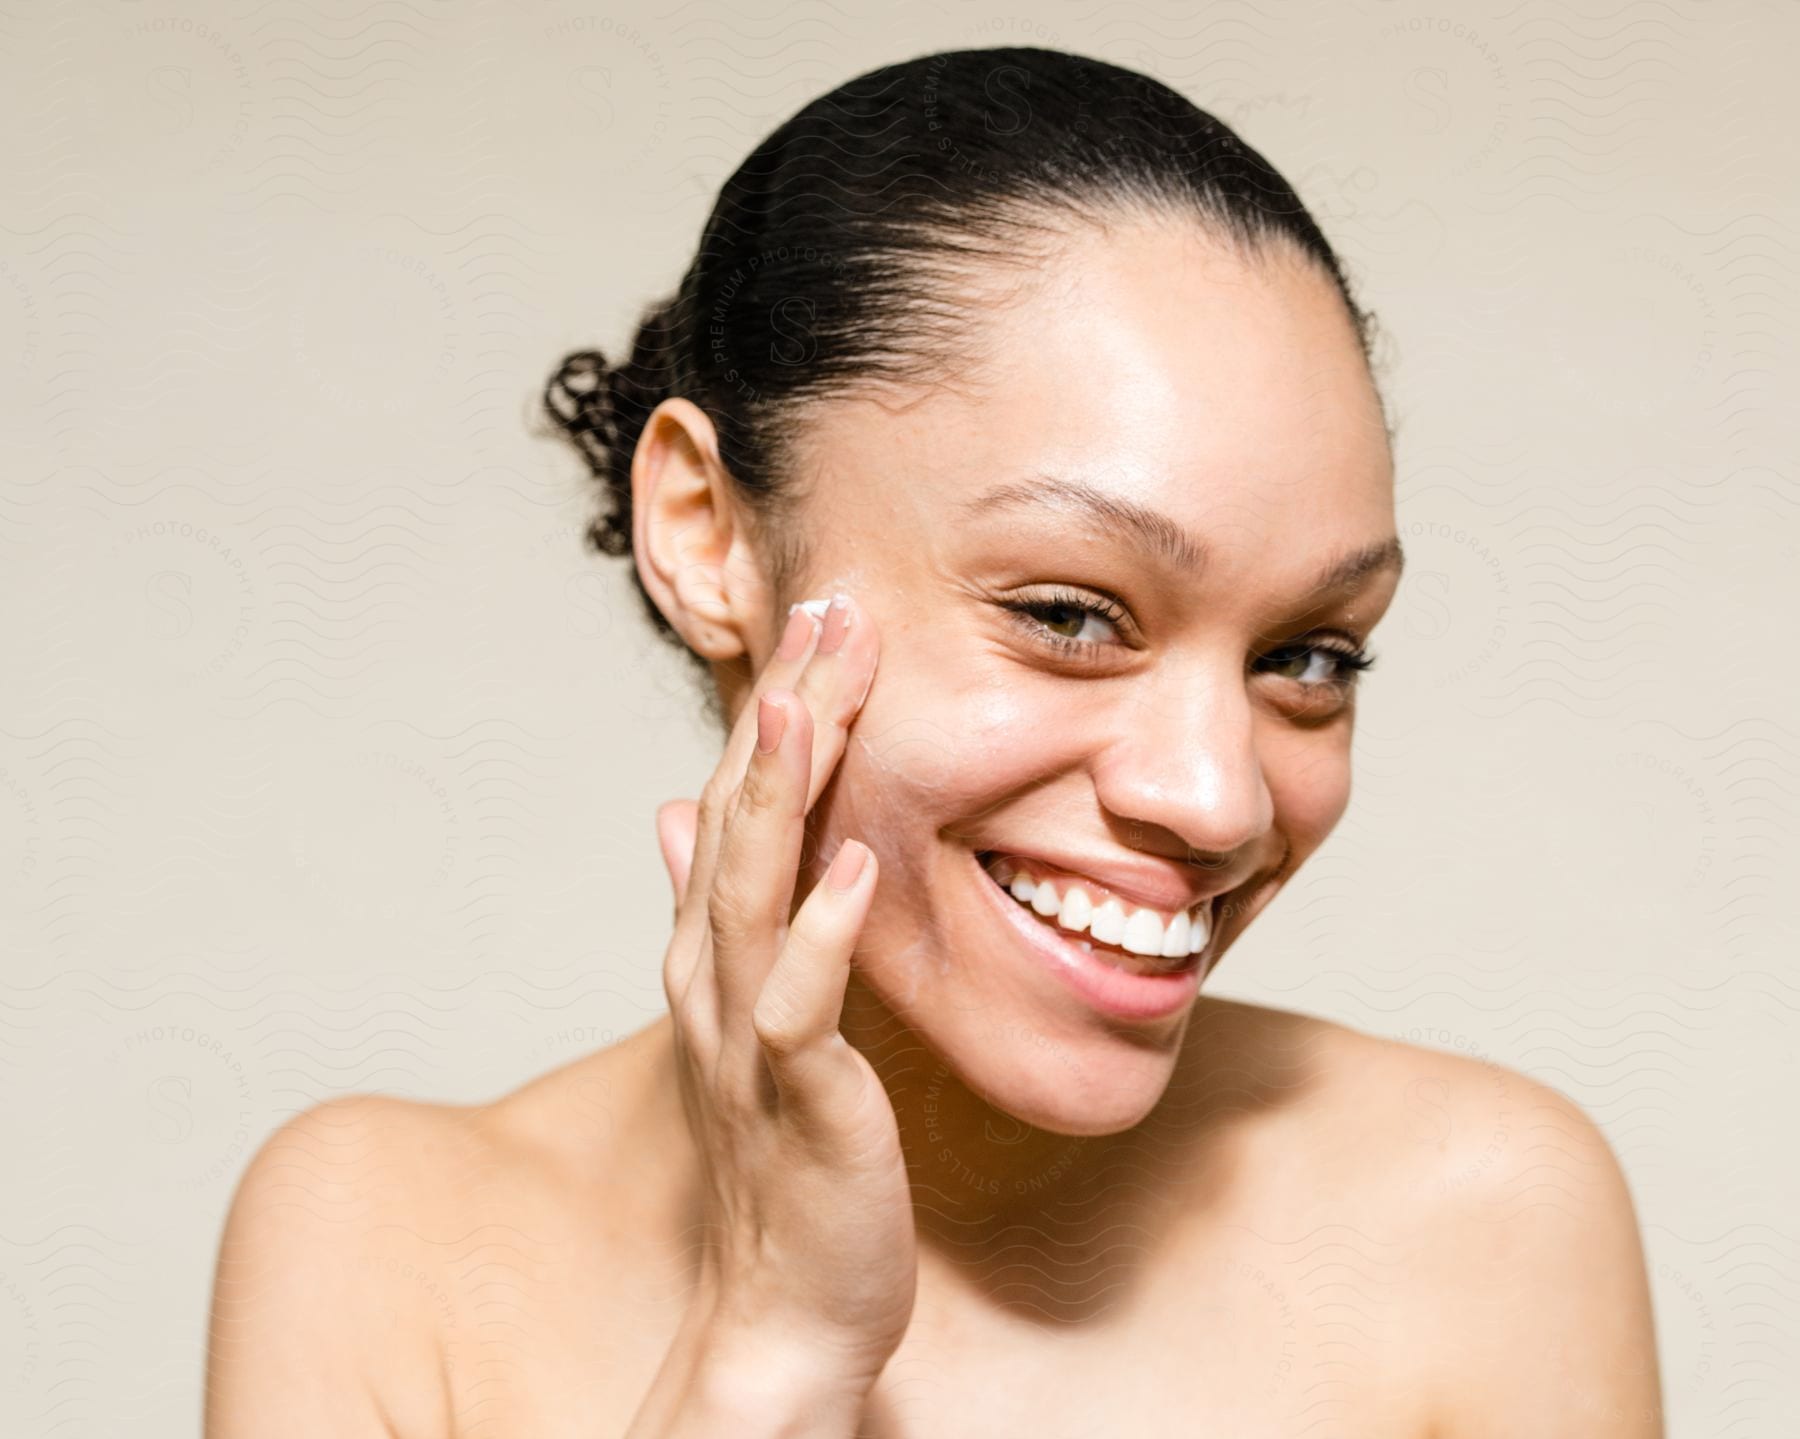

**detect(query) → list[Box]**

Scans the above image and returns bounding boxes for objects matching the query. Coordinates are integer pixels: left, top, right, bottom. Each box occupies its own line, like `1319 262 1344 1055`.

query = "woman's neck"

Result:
836 973 1193 1291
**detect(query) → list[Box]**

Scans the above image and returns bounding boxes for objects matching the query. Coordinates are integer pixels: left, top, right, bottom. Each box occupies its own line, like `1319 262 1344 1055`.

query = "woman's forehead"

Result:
806 226 1383 484
802 361 1387 555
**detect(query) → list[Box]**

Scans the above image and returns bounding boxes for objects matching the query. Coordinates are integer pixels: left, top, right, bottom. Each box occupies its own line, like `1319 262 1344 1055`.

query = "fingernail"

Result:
776 605 816 661
756 694 787 754
827 839 868 891
816 593 852 655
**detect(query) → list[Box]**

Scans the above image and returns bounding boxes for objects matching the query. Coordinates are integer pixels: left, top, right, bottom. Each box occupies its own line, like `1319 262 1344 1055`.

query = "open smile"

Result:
968 849 1224 1023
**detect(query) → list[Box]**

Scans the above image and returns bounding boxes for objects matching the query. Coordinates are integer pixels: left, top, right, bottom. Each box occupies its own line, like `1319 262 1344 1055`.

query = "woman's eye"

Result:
1259 642 1375 689
994 590 1133 659
1028 601 1120 645
999 594 1371 690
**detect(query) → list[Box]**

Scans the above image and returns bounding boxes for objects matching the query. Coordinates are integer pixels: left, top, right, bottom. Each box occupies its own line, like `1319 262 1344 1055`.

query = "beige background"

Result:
2 0 1796 1433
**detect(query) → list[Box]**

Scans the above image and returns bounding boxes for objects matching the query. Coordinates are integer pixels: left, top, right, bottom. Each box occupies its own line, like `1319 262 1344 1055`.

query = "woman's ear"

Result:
629 398 769 662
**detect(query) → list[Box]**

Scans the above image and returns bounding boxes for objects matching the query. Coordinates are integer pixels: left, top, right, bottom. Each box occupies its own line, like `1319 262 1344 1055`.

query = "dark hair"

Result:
542 45 1380 679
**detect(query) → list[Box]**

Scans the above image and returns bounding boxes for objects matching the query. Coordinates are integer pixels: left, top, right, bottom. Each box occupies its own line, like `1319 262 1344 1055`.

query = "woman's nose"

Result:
1089 670 1275 860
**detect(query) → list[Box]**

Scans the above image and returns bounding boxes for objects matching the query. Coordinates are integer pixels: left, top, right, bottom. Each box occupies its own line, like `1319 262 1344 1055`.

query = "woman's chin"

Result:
941 1031 1185 1138
1003 1091 1170 1138
847 929 1203 1137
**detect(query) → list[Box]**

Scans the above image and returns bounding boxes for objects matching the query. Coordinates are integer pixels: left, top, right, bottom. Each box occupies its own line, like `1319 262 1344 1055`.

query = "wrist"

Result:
692 1324 878 1436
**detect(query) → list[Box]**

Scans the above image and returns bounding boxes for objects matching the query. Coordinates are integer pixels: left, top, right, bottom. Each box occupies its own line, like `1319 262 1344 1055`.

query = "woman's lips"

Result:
977 851 1214 967
977 845 1217 916
967 848 1213 1022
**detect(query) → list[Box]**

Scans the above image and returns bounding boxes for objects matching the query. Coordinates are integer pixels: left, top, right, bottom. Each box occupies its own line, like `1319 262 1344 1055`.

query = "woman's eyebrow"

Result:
957 474 1405 598
960 475 1206 571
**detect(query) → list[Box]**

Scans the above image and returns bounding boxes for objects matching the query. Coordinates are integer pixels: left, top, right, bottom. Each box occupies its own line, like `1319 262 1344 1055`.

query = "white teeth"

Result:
1089 898 1127 946
1120 908 1167 957
1188 904 1211 955
1160 911 1191 959
1057 885 1093 934
988 855 1215 965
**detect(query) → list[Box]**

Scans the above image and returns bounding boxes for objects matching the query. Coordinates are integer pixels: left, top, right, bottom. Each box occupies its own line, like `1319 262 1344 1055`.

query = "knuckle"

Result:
697 772 733 825
735 748 785 815
663 949 700 1016
669 993 698 1050
666 973 714 1053
706 869 765 943
750 991 804 1057
661 952 689 1012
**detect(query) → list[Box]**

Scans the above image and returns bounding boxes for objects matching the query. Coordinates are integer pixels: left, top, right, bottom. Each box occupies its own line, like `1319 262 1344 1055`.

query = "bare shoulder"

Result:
205 1091 474 1436
1198 999 1663 1436
1196 998 1640 1217
206 1021 681 1438
1290 1011 1645 1245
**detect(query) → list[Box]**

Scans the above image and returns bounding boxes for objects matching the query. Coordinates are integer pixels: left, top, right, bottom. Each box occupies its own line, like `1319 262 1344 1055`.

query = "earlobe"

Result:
630 399 760 662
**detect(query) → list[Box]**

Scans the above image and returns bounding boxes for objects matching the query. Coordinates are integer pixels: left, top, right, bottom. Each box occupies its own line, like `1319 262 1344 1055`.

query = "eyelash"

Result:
999 588 1132 657
999 588 1378 690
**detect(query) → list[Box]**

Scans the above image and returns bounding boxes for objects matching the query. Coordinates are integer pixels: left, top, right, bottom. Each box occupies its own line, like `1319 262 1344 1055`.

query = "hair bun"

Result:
544 347 635 558
545 301 686 563
546 348 622 462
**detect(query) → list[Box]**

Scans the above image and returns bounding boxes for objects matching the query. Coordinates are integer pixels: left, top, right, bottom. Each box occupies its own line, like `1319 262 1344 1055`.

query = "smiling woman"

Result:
205 45 1662 1439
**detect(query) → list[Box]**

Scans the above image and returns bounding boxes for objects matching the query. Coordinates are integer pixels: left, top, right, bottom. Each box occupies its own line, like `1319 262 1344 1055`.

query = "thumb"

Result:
655 799 700 911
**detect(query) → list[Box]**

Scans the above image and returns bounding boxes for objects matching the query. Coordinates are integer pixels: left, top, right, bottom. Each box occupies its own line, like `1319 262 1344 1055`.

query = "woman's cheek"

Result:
1266 734 1353 859
840 655 1043 817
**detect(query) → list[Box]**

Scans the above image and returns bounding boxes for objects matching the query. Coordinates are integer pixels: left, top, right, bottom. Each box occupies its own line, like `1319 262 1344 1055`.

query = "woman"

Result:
205 47 1662 1436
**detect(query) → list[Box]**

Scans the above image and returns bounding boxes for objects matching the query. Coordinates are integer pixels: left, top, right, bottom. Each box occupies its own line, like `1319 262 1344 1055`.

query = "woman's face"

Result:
771 219 1402 1136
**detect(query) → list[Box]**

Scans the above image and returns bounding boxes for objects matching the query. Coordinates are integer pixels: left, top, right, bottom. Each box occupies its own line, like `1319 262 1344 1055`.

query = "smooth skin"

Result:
205 216 1664 1437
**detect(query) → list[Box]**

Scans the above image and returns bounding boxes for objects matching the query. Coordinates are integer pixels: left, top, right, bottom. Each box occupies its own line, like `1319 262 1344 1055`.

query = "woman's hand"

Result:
650 594 915 1405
